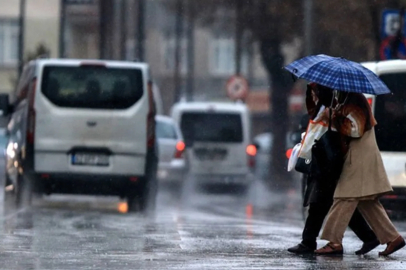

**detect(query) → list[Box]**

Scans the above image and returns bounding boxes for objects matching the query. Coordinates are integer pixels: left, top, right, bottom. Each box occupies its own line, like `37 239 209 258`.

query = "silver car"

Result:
155 115 188 184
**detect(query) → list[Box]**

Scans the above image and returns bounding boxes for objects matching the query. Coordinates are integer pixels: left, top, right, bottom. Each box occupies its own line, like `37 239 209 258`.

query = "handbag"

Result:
294 107 329 174
297 107 329 161
295 157 311 174
288 143 301 172
311 107 344 179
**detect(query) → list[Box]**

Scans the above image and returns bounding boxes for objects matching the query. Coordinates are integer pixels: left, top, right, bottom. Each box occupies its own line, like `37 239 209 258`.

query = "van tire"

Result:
127 151 158 213
126 176 157 214
16 174 33 208
126 194 141 213
126 178 157 213
126 186 150 213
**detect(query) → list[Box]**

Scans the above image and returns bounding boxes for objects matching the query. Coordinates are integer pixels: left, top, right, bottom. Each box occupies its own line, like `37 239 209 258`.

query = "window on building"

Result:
209 37 248 75
162 37 188 74
0 21 19 66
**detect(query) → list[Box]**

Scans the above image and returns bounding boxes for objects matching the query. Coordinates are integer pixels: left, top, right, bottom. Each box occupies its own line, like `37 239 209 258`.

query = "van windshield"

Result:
375 72 406 152
180 112 243 144
41 65 143 109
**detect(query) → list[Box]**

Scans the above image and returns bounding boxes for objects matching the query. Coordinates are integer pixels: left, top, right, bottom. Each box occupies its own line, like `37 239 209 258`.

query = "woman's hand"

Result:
319 107 331 123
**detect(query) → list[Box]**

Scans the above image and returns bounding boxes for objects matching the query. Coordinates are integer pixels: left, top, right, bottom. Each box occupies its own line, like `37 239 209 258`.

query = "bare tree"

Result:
167 0 303 188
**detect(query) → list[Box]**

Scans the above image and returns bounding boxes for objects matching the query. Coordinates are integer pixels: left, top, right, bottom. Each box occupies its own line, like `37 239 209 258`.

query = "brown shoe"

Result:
315 242 343 255
379 236 405 256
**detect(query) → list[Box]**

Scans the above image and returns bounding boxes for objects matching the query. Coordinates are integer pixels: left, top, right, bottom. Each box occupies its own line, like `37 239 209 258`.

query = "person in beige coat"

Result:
314 91 405 256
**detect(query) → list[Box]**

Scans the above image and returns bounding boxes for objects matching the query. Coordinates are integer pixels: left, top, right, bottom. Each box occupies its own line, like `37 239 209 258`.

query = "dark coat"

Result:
302 83 341 206
302 148 339 207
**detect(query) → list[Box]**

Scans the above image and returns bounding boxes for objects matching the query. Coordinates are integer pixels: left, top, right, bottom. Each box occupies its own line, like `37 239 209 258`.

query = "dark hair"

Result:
315 84 334 107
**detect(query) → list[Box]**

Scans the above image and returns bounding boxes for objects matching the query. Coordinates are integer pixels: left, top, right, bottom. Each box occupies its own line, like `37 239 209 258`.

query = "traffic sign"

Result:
380 9 406 60
226 75 249 101
380 36 406 60
381 9 406 39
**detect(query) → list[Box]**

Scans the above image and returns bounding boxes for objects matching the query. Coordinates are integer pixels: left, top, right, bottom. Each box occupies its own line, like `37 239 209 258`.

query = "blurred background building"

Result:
2 0 404 138
1 0 296 136
0 0 60 93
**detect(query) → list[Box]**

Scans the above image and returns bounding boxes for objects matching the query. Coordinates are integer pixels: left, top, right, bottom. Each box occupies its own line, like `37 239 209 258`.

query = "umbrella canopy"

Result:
284 54 391 95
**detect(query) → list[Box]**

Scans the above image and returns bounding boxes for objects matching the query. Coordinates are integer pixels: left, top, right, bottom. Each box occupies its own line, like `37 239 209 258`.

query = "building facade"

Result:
0 0 301 135
63 0 270 115
0 0 60 93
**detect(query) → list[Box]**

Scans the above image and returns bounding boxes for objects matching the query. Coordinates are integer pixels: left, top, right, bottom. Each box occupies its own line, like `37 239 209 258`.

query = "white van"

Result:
170 101 255 189
2 59 158 212
362 60 406 216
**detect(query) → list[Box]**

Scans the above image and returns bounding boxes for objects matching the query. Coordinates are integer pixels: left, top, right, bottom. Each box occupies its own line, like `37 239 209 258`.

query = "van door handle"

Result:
87 121 97 127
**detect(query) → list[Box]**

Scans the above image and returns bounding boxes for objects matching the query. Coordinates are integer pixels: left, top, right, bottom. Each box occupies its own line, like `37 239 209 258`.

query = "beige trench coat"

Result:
334 128 392 199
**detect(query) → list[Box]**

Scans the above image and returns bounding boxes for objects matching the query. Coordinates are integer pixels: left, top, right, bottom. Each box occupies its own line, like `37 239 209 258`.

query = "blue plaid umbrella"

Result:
284 54 391 95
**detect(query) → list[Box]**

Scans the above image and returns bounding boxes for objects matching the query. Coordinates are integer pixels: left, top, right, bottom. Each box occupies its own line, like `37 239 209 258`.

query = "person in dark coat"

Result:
287 83 379 255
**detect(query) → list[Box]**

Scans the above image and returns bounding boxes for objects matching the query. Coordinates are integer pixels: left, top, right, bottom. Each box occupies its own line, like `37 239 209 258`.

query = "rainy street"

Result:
0 175 405 270
2 2 406 269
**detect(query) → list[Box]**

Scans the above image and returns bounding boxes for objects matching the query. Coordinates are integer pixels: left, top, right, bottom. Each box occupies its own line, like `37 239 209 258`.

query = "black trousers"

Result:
302 201 377 248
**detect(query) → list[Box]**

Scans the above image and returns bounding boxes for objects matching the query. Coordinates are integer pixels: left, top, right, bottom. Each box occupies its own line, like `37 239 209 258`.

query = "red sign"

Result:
289 87 304 112
226 75 249 100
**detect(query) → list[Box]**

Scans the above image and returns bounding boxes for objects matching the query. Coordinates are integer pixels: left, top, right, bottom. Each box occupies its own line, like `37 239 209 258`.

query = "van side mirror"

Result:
0 94 10 116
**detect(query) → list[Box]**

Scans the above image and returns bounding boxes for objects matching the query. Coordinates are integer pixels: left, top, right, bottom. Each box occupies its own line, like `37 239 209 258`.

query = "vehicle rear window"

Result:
41 65 143 109
180 112 243 144
375 73 406 152
156 120 177 139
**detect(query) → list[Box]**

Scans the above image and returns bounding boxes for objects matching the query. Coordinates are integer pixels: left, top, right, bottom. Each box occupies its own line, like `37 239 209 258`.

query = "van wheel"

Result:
16 174 33 207
126 195 141 213
127 177 157 214
127 151 158 214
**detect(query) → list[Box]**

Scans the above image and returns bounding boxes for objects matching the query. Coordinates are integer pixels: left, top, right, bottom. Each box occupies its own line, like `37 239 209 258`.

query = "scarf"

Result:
332 92 377 138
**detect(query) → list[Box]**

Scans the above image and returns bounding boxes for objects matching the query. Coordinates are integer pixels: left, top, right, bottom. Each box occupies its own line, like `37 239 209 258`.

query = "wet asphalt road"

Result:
0 175 405 270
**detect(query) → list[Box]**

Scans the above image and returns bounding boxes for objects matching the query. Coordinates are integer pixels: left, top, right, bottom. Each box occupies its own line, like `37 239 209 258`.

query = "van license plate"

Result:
72 153 109 166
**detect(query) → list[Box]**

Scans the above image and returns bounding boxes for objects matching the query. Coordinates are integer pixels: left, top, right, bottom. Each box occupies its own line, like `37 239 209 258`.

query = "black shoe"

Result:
355 239 380 255
288 243 315 254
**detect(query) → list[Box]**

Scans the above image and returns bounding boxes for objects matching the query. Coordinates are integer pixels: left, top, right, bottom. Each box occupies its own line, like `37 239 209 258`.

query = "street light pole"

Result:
186 0 195 101
18 0 26 77
137 0 145 61
235 0 243 75
120 0 127 60
99 0 106 59
173 0 184 103
304 0 313 55
59 0 66 58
